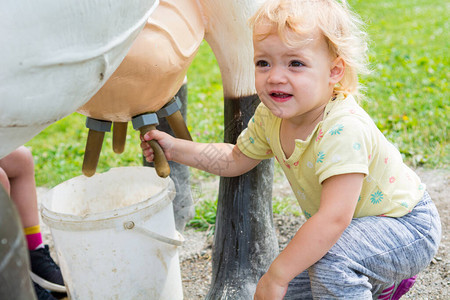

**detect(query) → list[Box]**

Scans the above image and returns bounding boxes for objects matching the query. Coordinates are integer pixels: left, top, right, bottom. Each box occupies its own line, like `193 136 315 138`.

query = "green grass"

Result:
187 199 217 234
354 0 449 168
26 0 448 225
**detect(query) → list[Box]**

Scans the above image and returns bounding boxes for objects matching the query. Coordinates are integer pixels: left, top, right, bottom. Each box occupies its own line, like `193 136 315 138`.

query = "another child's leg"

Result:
0 147 66 294
305 191 441 299
0 147 40 228
0 146 42 249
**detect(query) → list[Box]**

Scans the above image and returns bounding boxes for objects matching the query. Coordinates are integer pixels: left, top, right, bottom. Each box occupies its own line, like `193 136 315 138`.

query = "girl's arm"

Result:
254 173 364 299
141 129 261 177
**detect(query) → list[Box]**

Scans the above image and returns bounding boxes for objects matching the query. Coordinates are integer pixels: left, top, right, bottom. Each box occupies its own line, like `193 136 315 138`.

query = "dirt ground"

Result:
40 167 448 299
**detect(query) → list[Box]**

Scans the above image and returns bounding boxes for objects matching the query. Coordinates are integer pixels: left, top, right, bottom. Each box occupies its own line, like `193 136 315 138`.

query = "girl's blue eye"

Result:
290 60 304 67
256 60 269 67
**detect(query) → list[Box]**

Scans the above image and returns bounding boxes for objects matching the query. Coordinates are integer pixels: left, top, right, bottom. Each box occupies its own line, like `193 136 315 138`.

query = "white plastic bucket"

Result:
41 166 184 299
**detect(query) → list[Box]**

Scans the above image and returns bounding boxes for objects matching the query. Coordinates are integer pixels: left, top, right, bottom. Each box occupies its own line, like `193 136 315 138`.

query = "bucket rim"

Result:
41 166 176 231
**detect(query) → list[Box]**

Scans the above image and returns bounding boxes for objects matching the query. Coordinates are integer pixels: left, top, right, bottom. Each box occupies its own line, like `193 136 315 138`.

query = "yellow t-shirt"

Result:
237 94 424 219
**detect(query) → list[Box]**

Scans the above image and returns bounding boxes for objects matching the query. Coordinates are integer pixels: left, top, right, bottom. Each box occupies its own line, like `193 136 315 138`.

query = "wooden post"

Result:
206 94 278 299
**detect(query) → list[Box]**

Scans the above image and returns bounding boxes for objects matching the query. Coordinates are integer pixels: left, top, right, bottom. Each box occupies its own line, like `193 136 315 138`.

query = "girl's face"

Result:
253 29 343 125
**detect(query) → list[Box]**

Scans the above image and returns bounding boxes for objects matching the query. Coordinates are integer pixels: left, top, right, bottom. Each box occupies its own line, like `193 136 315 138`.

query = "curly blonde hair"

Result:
249 0 369 96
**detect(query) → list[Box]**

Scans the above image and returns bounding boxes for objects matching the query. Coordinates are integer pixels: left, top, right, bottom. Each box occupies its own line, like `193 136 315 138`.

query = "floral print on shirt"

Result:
303 210 312 219
316 129 324 142
329 124 344 135
370 190 384 204
317 151 325 163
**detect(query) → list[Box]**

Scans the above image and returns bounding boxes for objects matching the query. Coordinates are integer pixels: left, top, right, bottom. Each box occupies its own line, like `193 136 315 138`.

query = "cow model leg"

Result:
0 186 36 300
199 0 278 297
144 84 195 231
206 95 278 299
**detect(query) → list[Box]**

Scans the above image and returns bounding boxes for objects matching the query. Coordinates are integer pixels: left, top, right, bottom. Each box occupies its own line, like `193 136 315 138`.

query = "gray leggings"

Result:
284 191 441 299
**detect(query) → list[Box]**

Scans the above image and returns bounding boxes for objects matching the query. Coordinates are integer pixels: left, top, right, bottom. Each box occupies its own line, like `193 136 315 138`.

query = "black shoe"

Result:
33 282 57 300
30 245 66 293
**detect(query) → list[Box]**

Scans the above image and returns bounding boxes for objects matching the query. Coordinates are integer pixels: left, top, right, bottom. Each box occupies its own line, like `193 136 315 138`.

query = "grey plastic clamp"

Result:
156 96 182 118
85 117 112 132
132 113 159 130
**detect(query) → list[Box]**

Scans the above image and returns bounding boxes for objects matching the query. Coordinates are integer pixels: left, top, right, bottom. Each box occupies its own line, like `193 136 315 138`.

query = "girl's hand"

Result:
254 272 288 300
140 129 175 163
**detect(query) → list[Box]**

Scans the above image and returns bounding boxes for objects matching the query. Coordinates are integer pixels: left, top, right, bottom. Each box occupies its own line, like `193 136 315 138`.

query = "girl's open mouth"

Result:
270 92 292 102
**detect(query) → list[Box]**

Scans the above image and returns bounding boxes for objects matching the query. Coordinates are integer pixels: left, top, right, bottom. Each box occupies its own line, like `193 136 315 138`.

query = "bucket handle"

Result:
123 221 184 247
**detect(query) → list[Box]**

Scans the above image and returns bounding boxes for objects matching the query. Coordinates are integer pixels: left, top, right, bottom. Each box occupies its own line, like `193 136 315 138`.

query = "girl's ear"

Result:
329 56 345 85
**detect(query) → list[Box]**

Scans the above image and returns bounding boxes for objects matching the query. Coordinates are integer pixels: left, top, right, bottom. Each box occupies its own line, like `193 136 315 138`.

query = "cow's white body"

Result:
0 0 159 158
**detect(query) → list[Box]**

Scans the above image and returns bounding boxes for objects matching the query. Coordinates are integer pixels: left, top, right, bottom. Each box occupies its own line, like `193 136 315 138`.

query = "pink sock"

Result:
24 225 43 250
